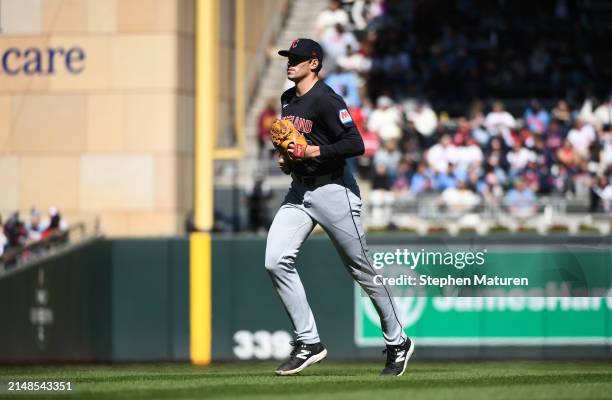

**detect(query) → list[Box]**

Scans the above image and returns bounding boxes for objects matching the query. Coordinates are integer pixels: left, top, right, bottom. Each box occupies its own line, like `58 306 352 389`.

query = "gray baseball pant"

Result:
264 169 406 346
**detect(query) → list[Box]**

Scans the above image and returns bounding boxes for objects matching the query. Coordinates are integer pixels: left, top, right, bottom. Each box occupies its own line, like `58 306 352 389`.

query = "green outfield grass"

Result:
1 361 611 400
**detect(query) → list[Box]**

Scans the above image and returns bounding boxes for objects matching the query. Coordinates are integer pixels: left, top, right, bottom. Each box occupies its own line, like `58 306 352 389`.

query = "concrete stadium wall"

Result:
0 0 195 236
0 0 289 236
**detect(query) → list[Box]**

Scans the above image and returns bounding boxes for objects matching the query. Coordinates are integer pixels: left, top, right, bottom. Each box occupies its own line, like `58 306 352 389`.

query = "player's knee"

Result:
264 249 281 273
264 249 296 274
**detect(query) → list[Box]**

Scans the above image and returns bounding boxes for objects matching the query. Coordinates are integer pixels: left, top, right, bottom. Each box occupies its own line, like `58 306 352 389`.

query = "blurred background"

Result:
0 0 610 364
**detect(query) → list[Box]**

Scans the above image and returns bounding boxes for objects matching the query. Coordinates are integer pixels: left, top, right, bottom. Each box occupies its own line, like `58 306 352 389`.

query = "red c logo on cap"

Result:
291 39 299 48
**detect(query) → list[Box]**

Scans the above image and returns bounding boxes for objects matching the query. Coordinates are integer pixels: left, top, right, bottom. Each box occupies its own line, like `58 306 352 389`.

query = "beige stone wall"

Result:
0 0 195 236
216 0 288 148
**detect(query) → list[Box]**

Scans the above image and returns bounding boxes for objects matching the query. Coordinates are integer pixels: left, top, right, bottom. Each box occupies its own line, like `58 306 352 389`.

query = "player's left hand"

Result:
288 143 320 159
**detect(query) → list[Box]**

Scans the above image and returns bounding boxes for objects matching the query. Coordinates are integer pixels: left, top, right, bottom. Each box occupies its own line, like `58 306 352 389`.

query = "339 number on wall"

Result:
233 330 292 360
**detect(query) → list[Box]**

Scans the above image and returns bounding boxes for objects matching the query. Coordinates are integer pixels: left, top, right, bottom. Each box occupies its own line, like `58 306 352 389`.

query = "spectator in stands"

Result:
26 207 43 243
544 119 565 163
468 100 488 145
351 0 384 31
0 215 7 257
257 99 277 159
586 140 603 174
468 99 485 129
578 96 599 127
593 98 612 128
480 167 504 206
321 24 359 69
348 101 366 135
367 96 402 142
552 99 572 126
521 160 541 193
433 163 457 192
378 123 402 143
406 99 438 147
484 100 516 146
357 126 379 179
410 162 433 194
452 117 471 146
507 141 536 178
485 136 506 161
440 179 481 214
517 126 536 150
3 212 27 252
466 165 484 193
372 162 392 191
401 137 422 165
589 175 612 212
373 139 401 182
41 207 65 240
600 124 612 170
567 118 596 159
337 44 372 74
484 150 509 189
556 139 579 170
369 163 394 227
316 0 349 39
325 65 361 107
523 99 551 134
426 134 455 174
360 125 379 156
536 163 554 194
454 137 484 175
504 179 538 219
532 136 548 164
573 161 592 198
392 160 412 194
551 164 572 195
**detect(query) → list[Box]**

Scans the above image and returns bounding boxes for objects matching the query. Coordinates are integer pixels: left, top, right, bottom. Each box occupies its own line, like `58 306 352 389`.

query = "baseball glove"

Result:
269 118 308 161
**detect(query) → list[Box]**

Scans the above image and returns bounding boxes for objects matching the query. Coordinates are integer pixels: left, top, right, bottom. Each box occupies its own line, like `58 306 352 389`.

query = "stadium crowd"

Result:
257 0 612 226
0 207 68 264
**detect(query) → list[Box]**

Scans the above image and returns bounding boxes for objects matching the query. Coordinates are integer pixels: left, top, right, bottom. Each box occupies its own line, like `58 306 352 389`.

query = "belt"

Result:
292 169 343 186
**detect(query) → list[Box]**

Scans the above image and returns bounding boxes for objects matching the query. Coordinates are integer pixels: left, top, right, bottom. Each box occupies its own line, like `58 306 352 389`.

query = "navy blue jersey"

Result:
280 80 364 176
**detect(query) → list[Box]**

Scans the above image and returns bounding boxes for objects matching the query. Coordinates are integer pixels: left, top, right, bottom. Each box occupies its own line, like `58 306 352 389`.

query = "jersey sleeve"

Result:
317 93 365 160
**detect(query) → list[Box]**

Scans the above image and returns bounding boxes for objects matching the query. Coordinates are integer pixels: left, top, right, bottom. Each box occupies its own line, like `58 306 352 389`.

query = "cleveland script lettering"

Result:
1 47 86 75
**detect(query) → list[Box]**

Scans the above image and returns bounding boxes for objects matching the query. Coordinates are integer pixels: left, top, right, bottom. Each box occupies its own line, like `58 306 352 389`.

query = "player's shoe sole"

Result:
275 349 327 376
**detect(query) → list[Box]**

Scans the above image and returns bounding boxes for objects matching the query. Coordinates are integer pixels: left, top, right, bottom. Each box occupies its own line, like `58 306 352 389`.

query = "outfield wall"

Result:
0 238 189 363
0 234 610 363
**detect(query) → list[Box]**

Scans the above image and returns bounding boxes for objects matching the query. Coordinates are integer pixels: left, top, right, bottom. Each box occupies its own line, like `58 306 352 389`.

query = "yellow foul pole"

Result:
191 0 218 365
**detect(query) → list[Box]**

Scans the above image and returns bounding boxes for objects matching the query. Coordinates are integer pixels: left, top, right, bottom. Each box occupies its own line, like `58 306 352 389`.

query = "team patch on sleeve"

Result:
338 109 353 125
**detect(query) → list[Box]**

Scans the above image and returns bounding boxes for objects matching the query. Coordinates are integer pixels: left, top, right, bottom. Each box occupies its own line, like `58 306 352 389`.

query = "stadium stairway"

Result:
233 0 330 187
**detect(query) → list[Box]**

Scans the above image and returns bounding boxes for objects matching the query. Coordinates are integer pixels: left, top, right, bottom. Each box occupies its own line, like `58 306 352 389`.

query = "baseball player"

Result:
265 38 414 376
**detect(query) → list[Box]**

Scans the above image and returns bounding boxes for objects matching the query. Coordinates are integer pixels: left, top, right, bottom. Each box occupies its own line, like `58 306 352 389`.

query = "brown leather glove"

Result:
269 118 308 161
